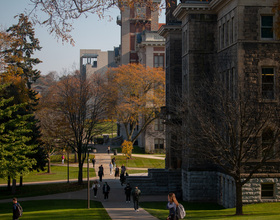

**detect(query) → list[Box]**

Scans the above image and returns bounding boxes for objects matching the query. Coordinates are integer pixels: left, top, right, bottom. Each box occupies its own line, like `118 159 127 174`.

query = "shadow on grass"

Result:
0 182 90 200
0 199 110 220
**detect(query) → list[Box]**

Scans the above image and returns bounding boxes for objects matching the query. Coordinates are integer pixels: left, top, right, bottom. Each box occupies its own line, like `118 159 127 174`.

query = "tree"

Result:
28 0 164 44
48 71 109 184
169 77 280 215
106 63 165 144
121 140 133 159
35 72 61 173
0 84 37 193
1 14 46 182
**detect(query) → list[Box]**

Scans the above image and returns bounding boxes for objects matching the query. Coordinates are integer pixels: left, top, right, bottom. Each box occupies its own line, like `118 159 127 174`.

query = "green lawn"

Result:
0 199 110 220
141 201 280 220
112 155 165 169
0 166 95 184
0 182 90 200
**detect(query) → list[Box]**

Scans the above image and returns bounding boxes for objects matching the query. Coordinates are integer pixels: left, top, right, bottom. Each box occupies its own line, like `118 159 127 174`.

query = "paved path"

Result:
0 144 167 219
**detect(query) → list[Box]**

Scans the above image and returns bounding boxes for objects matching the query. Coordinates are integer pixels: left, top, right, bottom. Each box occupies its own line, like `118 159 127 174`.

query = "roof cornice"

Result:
158 24 182 38
173 0 232 20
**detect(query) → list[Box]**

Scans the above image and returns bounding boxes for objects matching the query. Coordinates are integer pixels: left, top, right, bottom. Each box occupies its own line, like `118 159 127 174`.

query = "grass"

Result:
0 199 110 220
140 201 280 220
112 145 145 154
112 155 165 169
0 182 90 200
0 166 96 184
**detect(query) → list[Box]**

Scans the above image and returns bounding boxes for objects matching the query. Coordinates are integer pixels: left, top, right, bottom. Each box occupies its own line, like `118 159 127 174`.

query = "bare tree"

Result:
168 77 280 215
48 71 109 184
27 0 163 44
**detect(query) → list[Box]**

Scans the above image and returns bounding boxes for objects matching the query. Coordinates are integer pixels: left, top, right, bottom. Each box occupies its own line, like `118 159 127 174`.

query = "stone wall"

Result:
242 176 280 204
182 170 235 208
126 169 182 198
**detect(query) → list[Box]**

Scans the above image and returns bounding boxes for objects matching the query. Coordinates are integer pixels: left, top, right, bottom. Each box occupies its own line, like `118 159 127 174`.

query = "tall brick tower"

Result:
117 0 161 65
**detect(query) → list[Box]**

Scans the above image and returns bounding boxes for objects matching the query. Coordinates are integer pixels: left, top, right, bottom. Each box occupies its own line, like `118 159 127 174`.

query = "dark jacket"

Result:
103 184 110 193
132 188 141 201
124 185 132 195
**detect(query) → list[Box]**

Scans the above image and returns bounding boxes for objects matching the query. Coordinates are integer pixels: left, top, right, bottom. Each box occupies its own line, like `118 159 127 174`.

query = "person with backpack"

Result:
124 183 132 203
91 180 100 198
166 193 186 220
167 193 179 220
132 186 141 212
102 182 111 201
12 198 22 220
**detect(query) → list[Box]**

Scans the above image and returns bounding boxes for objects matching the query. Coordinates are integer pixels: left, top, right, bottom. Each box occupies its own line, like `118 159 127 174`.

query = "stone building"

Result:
116 1 166 152
157 0 280 207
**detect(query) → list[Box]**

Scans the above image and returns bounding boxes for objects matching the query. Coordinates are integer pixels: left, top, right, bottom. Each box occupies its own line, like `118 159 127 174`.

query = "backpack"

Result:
176 203 185 219
16 203 23 217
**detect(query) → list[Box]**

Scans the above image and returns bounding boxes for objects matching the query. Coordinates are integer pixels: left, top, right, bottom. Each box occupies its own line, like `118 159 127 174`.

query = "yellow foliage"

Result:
121 140 133 159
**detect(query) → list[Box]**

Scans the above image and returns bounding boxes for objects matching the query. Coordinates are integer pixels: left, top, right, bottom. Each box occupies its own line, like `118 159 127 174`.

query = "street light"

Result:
87 146 91 209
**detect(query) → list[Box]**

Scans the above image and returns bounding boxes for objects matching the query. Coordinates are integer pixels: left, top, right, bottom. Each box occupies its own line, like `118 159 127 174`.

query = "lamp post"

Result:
87 146 91 209
67 150 69 183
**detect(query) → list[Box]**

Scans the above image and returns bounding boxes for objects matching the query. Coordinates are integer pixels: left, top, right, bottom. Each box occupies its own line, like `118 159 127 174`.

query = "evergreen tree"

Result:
0 84 37 180
1 14 47 175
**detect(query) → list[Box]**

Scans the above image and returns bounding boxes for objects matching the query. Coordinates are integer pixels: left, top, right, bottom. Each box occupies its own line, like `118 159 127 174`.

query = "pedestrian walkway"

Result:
0 144 167 220
93 151 165 219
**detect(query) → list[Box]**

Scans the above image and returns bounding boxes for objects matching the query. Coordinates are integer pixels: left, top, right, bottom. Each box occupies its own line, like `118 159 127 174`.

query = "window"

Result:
262 129 274 158
262 67 275 99
135 3 146 19
92 58 97 68
154 55 164 68
231 17 234 43
154 138 164 149
222 23 225 48
154 118 164 131
261 183 274 198
261 16 273 39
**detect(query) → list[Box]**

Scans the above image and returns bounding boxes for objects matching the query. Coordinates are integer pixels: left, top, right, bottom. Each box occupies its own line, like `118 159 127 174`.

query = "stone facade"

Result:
126 169 182 198
158 0 280 208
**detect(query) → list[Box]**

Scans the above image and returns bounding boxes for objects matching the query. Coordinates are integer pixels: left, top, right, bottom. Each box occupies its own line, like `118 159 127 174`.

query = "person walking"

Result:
91 180 100 198
124 183 132 203
92 157 96 168
109 162 113 175
115 165 120 178
98 165 104 182
103 182 110 201
121 164 126 175
132 186 141 212
166 193 179 220
107 146 110 154
112 157 116 169
12 198 22 220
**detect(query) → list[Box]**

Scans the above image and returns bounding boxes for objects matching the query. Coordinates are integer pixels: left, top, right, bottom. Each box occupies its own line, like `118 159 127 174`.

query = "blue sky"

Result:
0 0 122 75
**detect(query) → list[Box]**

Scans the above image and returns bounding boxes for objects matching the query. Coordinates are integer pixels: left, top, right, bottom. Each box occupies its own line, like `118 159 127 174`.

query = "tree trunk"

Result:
78 151 83 184
47 158 51 173
7 176 11 190
235 181 243 215
20 176 23 187
12 179 16 195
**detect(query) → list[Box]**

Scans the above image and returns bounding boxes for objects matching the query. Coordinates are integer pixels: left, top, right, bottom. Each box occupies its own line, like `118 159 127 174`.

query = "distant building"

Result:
116 1 166 152
80 49 117 78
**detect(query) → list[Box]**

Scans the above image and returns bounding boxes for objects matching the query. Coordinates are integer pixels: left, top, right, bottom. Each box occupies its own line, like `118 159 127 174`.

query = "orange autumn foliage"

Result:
106 63 165 143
